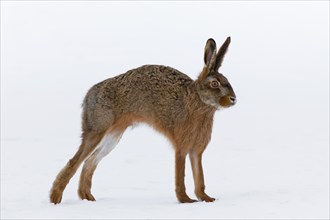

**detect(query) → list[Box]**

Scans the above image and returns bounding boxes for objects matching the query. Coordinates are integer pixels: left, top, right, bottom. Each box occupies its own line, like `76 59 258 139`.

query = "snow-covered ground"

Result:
1 1 329 219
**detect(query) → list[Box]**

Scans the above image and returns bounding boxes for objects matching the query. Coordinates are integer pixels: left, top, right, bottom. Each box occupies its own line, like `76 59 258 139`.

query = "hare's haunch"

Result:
50 37 236 204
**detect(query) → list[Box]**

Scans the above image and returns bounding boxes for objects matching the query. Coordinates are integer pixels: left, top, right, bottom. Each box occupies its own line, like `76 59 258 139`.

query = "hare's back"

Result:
106 65 193 100
87 65 193 109
115 65 193 88
88 65 192 96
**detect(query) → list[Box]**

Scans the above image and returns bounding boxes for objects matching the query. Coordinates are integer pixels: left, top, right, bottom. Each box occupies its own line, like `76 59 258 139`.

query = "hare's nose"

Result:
230 96 236 105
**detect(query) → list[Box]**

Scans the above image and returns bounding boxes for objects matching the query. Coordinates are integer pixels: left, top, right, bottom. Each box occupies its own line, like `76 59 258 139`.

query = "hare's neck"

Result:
185 82 216 116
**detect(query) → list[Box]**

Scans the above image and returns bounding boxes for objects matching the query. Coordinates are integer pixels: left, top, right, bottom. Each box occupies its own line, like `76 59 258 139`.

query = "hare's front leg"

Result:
175 151 197 203
189 151 215 202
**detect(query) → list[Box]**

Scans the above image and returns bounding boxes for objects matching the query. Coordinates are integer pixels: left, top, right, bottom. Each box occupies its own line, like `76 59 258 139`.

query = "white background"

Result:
1 1 329 219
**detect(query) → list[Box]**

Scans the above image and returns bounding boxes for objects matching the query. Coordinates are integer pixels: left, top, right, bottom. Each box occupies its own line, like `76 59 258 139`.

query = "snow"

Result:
1 1 329 219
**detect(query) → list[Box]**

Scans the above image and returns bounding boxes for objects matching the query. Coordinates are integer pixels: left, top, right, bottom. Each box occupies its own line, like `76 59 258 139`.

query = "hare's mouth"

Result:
219 96 236 108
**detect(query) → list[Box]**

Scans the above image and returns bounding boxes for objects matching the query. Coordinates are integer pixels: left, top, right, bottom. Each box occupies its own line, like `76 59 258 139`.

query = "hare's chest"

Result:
192 117 213 146
176 114 213 150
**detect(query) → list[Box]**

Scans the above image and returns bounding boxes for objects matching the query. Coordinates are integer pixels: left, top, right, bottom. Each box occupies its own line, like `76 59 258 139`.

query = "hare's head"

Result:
196 37 236 109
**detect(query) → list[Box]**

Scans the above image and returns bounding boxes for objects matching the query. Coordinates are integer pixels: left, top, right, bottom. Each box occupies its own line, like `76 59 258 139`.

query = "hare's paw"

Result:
197 193 216 202
78 189 96 201
177 194 198 203
50 189 63 204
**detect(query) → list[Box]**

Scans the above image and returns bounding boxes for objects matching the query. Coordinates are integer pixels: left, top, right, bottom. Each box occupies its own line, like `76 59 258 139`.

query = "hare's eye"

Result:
210 80 220 88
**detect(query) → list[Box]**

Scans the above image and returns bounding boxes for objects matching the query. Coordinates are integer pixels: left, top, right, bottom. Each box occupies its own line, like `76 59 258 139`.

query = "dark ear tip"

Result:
226 36 231 43
207 38 216 45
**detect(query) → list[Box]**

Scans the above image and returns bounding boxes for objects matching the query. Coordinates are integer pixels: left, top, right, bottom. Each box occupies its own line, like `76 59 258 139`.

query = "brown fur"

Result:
49 37 236 204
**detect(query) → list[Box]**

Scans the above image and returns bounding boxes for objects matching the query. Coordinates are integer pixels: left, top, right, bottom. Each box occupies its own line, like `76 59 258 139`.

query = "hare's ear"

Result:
199 38 217 81
214 36 231 71
204 38 217 68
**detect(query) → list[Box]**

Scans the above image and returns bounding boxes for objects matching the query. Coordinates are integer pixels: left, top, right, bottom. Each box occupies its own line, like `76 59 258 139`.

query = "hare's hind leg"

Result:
78 131 123 201
50 131 105 204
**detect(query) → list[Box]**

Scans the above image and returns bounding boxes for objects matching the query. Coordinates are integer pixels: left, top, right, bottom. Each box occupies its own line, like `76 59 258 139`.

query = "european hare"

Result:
50 37 236 204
